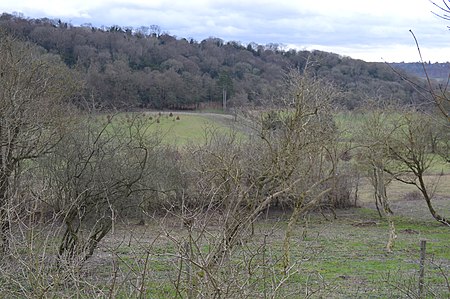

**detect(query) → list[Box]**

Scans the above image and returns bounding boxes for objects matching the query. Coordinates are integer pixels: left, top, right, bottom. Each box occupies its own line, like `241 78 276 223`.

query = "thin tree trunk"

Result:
374 166 396 251
372 167 384 218
417 175 450 226
0 167 11 255
0 206 9 254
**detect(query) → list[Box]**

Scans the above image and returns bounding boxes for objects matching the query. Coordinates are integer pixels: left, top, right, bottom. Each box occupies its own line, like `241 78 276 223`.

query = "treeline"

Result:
0 13 425 110
390 62 450 82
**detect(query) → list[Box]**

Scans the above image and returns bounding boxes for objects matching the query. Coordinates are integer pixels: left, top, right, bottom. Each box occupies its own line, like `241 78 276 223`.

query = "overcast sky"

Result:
1 0 449 62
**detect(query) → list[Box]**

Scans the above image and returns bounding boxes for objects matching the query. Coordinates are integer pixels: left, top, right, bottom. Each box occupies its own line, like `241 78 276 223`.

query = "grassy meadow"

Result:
136 112 238 145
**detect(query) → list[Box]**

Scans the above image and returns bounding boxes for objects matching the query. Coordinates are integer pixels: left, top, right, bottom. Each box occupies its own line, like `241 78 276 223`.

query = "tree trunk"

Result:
0 174 10 254
374 167 396 251
59 211 113 261
0 205 9 254
418 175 450 226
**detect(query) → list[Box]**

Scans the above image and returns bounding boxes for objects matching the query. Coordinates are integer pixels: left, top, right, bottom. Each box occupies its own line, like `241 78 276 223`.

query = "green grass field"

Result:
136 112 237 145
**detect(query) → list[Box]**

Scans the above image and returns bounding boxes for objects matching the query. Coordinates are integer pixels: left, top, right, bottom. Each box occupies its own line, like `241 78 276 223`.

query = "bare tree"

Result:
39 112 163 261
172 69 342 295
357 104 449 226
388 0 449 123
431 0 450 24
408 30 450 123
0 31 77 254
384 111 449 226
355 105 403 251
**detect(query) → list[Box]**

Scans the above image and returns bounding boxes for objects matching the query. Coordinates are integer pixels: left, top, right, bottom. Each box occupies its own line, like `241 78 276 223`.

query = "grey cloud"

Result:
4 0 447 61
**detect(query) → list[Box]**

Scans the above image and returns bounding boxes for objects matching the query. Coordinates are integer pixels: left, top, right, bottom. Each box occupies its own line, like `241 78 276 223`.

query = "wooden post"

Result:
418 240 426 298
185 240 193 299
263 233 267 299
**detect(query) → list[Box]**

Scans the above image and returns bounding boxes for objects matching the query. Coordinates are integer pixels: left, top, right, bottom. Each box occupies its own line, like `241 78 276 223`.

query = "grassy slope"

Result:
142 112 236 145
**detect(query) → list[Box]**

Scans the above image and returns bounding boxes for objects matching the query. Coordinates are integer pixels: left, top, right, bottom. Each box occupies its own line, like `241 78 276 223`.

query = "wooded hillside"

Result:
0 13 427 110
390 62 450 82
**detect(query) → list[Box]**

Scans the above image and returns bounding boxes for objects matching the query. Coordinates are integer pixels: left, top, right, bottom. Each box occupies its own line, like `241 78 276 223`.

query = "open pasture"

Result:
133 111 238 145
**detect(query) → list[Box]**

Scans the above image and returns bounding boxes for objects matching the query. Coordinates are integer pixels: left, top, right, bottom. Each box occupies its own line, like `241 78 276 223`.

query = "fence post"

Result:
418 240 426 298
184 240 193 299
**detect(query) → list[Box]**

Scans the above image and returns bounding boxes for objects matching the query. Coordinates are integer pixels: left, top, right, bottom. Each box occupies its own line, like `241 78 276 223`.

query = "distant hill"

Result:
0 13 429 110
390 62 450 83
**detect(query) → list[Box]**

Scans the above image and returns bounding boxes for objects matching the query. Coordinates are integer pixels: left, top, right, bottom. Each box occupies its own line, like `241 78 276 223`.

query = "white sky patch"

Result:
1 0 449 62
299 43 450 63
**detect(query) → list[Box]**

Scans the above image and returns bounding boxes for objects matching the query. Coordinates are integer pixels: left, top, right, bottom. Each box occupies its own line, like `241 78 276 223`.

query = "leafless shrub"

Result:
35 112 171 261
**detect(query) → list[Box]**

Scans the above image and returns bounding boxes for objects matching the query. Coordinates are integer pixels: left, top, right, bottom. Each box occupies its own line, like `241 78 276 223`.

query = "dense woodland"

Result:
0 13 432 110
